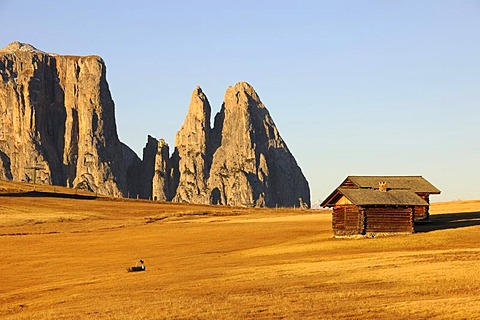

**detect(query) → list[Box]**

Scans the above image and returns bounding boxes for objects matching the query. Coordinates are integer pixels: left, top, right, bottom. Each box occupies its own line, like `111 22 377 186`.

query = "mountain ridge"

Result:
0 41 310 207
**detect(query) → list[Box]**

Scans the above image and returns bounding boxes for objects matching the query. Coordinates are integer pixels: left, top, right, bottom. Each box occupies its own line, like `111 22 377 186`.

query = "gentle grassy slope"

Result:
0 180 98 198
1 191 479 319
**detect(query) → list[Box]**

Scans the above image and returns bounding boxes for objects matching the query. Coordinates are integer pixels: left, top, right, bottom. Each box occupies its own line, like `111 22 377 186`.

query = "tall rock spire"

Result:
171 86 212 203
207 82 310 207
152 138 172 201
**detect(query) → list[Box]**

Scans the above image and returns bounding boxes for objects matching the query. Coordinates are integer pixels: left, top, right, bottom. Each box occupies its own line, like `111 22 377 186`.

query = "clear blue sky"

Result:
1 1 479 202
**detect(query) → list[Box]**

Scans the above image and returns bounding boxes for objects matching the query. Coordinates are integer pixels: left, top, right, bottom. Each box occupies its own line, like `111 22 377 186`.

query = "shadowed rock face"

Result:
0 42 135 196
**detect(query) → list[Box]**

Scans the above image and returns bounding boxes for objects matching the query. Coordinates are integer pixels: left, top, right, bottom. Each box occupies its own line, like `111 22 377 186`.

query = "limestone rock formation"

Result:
207 82 310 208
0 42 310 205
171 86 211 203
0 41 134 196
122 142 143 197
136 135 172 201
152 138 172 201
156 82 310 207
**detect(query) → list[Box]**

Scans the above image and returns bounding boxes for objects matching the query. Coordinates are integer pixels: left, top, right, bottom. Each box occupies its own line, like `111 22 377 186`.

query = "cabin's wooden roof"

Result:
321 175 440 207
336 188 428 206
346 176 441 194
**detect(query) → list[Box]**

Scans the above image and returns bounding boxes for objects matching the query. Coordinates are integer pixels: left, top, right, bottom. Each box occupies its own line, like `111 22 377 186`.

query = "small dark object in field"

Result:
127 259 146 272
128 266 145 272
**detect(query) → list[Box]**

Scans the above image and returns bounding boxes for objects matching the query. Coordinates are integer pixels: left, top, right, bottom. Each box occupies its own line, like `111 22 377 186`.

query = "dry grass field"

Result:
1 181 479 319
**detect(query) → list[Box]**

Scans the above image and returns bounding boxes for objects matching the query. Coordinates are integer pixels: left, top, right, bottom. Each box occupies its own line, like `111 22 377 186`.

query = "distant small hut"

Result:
321 176 441 236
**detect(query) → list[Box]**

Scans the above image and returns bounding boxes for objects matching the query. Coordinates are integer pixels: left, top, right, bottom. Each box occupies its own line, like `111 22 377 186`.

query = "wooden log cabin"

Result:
321 176 441 236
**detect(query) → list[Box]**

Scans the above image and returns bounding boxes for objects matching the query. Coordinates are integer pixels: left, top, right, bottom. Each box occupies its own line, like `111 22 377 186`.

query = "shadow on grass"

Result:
416 211 480 233
0 191 97 200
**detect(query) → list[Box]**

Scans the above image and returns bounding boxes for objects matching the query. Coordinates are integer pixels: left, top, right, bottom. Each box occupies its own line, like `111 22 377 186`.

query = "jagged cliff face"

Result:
145 82 310 208
0 42 310 205
172 86 211 203
0 41 130 196
152 138 171 201
135 135 172 200
207 82 310 207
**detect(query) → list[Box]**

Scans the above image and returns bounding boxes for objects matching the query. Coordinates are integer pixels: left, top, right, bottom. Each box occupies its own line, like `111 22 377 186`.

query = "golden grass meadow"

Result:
1 181 479 319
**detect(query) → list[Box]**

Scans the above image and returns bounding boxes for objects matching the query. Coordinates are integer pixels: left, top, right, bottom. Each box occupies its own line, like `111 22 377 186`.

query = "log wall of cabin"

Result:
332 205 362 235
414 206 428 221
414 193 430 221
363 207 414 234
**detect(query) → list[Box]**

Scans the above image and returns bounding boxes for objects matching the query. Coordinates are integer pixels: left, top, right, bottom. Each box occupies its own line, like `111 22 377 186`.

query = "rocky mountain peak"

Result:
165 82 310 207
0 42 310 206
224 82 262 107
206 82 310 207
0 42 131 196
188 85 210 122
171 86 212 203
1 41 44 53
